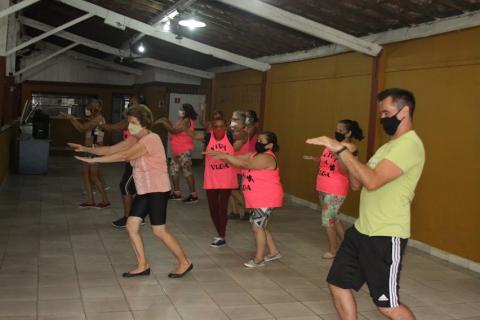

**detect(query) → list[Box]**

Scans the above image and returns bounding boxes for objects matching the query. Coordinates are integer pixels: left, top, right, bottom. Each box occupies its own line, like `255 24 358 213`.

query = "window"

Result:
30 93 97 120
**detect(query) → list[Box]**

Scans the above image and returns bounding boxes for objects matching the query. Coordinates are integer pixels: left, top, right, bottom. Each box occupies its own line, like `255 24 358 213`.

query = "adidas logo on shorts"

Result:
378 294 389 302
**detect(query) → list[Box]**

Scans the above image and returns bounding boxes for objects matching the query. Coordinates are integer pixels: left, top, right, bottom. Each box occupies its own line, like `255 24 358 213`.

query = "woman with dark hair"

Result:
60 99 110 209
304 119 364 259
245 110 260 152
68 105 193 278
207 131 284 268
187 118 239 247
155 103 198 203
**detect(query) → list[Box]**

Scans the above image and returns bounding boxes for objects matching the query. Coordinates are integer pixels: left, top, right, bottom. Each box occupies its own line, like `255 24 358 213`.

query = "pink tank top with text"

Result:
242 151 284 208
316 148 349 196
170 119 194 155
203 131 238 190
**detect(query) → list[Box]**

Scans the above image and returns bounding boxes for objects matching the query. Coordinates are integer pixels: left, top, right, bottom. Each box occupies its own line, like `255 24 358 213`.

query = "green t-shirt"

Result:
355 131 425 238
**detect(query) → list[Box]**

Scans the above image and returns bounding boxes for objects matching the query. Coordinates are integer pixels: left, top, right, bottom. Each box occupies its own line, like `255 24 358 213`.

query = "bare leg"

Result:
82 164 95 204
122 194 134 218
252 224 267 263
231 190 244 216
125 217 149 273
265 229 279 256
151 225 191 274
228 195 239 215
328 284 358 320
89 165 109 204
171 174 180 193
326 224 338 255
378 305 416 320
335 220 345 241
185 174 196 193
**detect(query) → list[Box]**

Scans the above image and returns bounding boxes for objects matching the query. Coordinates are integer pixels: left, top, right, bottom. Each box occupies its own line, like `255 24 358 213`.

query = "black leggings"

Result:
130 191 169 225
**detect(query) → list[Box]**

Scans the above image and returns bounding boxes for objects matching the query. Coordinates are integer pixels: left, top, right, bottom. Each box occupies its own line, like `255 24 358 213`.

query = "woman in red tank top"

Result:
207 131 283 268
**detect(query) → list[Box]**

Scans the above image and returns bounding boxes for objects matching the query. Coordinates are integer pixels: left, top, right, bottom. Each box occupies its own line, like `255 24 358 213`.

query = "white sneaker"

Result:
243 259 265 268
264 252 282 262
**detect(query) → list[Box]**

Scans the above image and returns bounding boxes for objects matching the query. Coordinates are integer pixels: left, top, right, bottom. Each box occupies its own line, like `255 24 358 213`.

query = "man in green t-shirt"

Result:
306 88 425 320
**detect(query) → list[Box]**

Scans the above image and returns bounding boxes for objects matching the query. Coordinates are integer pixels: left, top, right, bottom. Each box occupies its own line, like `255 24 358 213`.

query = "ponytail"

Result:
340 119 364 141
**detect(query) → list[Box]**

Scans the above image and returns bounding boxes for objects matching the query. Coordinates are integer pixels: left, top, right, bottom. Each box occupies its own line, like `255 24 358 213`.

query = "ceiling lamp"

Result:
137 43 145 53
162 20 171 32
178 18 206 30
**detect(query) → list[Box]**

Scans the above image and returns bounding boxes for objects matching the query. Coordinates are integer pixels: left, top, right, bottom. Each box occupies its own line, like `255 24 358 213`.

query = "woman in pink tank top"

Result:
303 119 364 259
70 105 193 279
207 131 284 268
188 118 239 247
155 103 198 203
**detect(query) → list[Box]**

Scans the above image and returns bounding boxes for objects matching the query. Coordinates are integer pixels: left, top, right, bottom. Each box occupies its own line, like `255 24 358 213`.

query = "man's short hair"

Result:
377 88 416 117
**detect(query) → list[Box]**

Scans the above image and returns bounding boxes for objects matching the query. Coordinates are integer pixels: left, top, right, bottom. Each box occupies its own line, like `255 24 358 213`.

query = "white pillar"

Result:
0 0 9 56
6 12 18 75
0 0 19 75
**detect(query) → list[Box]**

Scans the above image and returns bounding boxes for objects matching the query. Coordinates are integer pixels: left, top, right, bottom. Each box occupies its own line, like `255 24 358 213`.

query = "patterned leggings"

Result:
319 192 346 227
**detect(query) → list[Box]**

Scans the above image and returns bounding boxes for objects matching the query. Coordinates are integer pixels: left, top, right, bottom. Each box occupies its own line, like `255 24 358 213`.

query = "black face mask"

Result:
380 111 402 136
335 132 345 142
255 142 268 153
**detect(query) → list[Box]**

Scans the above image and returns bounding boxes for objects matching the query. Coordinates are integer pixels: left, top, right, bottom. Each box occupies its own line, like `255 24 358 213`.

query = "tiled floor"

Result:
0 155 479 320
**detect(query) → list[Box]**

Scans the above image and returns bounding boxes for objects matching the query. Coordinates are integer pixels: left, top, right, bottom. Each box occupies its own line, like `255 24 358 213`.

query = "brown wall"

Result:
212 27 480 262
264 53 372 217
212 69 263 120
380 27 480 262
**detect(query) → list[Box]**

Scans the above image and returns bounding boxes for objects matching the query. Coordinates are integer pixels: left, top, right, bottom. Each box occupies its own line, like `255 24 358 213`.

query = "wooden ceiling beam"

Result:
14 42 78 76
56 0 271 71
7 13 93 55
40 41 143 76
215 0 382 56
20 17 214 79
0 0 40 19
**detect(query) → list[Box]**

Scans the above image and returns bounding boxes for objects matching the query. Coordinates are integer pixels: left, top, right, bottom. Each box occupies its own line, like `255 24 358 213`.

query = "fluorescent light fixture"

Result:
160 10 179 23
162 20 171 32
137 43 145 53
178 19 206 29
167 10 179 19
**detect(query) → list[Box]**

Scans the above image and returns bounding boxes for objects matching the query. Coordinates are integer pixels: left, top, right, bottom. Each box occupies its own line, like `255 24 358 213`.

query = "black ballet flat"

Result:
168 263 193 279
122 268 151 278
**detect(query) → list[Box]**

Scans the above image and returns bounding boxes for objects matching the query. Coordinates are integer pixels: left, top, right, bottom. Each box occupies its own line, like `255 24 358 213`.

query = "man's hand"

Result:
67 143 85 152
305 136 343 152
74 156 96 163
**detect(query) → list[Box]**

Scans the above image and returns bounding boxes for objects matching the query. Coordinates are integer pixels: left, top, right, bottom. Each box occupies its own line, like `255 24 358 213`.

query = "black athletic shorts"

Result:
327 226 408 308
119 163 136 195
129 191 169 225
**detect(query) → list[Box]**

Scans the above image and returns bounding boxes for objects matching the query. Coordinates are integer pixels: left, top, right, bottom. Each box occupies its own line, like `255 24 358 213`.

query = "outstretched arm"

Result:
306 136 402 191
75 141 146 164
68 136 137 156
205 151 275 170
101 119 128 132
155 117 188 134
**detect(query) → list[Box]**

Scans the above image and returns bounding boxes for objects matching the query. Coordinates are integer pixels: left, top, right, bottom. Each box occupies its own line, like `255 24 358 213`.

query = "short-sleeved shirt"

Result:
130 133 171 195
355 131 425 238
